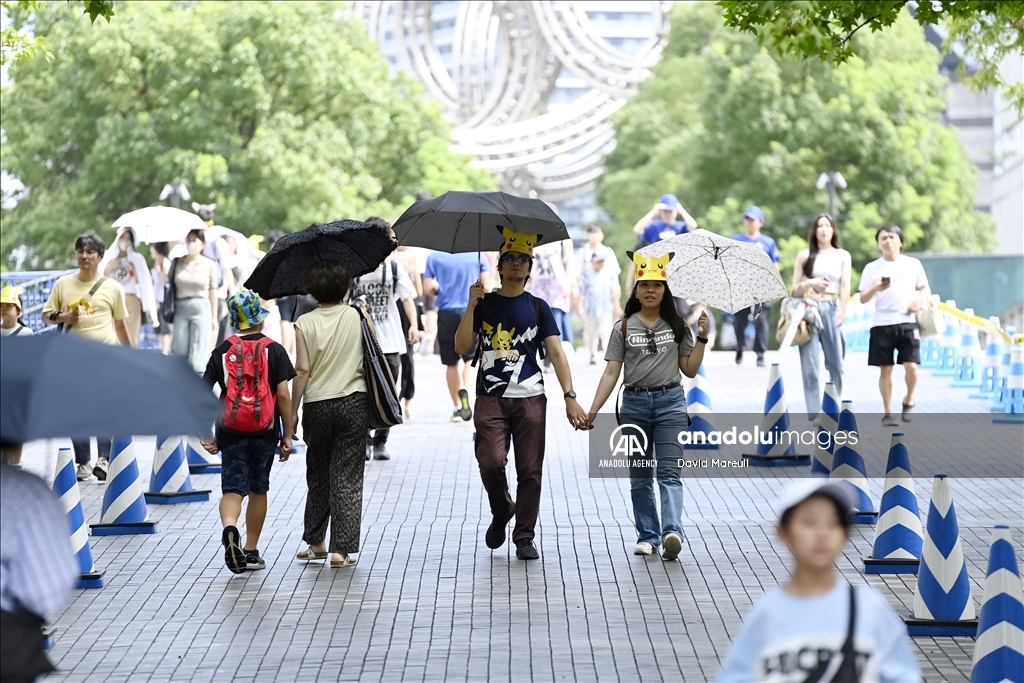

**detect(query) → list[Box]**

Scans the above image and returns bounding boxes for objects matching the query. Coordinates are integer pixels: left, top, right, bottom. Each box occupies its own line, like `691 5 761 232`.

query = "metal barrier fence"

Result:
1 271 161 350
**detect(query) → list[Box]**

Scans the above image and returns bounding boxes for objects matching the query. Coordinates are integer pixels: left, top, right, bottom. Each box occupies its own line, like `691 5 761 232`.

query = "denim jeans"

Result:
550 307 574 343
619 384 688 547
798 299 845 419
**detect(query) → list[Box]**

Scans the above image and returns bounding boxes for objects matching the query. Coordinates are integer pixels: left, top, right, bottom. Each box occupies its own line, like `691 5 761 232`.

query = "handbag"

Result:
161 258 179 324
915 300 944 338
776 302 812 347
356 307 404 430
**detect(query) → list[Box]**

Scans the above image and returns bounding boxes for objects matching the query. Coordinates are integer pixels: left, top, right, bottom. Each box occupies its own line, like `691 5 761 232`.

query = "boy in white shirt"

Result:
858 225 930 426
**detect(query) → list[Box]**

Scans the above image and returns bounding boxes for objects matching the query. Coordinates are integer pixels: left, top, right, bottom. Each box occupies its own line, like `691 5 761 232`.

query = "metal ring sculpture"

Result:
354 1 669 202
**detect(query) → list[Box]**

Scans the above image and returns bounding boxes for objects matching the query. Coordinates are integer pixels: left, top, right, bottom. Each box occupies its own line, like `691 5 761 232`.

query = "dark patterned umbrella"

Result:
245 219 396 299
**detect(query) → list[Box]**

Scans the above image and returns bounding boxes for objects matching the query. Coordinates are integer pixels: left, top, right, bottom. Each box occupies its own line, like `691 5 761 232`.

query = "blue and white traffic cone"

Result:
52 447 104 588
991 329 1017 412
920 295 944 368
683 365 718 450
864 433 922 573
951 310 984 388
185 434 222 474
971 319 1004 400
828 400 876 524
970 525 1024 683
745 364 810 466
811 382 840 477
145 436 210 505
993 346 1024 424
89 437 157 536
905 475 977 635
933 300 960 376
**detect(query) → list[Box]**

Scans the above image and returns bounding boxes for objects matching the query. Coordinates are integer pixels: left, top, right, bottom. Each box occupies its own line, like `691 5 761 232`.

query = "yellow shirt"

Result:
295 305 366 402
42 274 128 345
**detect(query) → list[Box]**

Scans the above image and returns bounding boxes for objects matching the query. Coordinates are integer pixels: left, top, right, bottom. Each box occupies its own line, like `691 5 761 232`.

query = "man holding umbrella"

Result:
454 227 588 561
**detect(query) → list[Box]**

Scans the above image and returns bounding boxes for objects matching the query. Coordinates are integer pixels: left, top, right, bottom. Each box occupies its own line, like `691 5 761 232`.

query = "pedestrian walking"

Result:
150 243 174 354
454 228 589 560
290 261 369 568
390 236 424 421
731 206 781 367
530 239 576 368
576 224 621 355
423 251 492 422
201 290 295 574
0 286 33 338
858 224 930 426
41 232 131 482
577 252 622 365
171 229 219 373
348 217 419 460
584 251 708 560
100 227 158 348
714 480 921 682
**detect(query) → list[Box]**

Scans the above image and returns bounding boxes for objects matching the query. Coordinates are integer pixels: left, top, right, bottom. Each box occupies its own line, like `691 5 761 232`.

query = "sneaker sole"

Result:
458 390 472 421
662 534 682 561
93 468 107 482
222 527 247 574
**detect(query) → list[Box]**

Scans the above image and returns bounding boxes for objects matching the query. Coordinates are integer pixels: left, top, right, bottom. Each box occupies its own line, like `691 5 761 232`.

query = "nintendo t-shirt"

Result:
473 292 560 398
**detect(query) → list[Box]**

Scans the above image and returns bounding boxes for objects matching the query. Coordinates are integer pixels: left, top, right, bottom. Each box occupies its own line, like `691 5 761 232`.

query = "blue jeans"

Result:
798 299 845 419
550 307 573 343
620 385 688 547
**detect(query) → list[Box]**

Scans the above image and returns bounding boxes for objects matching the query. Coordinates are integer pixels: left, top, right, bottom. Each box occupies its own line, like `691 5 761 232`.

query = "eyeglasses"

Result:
502 253 529 265
75 248 98 256
646 328 657 354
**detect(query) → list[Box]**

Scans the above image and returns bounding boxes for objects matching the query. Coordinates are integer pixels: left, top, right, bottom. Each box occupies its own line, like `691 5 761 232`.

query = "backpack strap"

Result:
253 339 265 425
391 260 399 296
229 338 244 425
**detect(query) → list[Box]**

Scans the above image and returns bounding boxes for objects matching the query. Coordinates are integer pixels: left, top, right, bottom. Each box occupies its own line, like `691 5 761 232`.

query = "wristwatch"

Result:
695 336 709 345
564 390 577 400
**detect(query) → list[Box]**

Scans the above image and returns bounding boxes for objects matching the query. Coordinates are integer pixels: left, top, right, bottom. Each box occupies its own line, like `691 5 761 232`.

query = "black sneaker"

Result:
515 540 539 560
458 388 473 421
485 504 516 549
221 526 247 574
372 444 390 461
244 549 266 571
734 352 742 365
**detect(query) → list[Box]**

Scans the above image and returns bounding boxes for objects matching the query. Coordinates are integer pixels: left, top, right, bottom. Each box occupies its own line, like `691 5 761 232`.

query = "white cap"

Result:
776 479 855 524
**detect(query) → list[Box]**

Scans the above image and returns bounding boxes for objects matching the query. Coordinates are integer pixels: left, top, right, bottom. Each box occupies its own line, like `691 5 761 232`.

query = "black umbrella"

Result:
245 219 397 299
391 191 569 255
1 334 221 443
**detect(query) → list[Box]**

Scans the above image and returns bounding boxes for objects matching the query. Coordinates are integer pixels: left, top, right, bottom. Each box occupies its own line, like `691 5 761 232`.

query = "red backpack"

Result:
221 336 276 433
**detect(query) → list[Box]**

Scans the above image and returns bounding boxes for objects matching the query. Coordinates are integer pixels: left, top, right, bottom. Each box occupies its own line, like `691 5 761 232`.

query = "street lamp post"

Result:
816 172 847 216
159 183 191 209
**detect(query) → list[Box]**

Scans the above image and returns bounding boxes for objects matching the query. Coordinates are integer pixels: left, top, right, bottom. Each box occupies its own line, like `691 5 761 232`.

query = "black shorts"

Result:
437 309 475 366
868 323 921 366
220 436 277 496
276 295 297 321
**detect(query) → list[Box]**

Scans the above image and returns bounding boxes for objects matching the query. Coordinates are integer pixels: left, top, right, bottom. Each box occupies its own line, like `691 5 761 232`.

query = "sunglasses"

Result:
646 328 657 354
502 253 529 265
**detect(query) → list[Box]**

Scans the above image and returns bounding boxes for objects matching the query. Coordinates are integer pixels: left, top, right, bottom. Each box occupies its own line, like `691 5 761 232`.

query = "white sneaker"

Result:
404 402 416 422
633 542 655 556
76 463 93 481
662 532 683 561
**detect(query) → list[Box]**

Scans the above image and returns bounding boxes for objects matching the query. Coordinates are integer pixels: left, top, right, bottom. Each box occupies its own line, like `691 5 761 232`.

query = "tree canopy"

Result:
718 0 1024 114
1 0 114 65
597 3 995 283
1 1 493 268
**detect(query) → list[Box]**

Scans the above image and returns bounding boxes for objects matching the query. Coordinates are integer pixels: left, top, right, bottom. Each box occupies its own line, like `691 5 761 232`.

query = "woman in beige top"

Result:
291 260 375 568
171 229 219 372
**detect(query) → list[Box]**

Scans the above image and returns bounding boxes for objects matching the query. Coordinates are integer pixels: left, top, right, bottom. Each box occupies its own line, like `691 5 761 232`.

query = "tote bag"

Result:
356 307 404 430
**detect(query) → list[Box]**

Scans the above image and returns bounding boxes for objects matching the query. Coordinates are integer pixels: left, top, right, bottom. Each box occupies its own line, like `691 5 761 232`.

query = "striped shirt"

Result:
0 462 77 617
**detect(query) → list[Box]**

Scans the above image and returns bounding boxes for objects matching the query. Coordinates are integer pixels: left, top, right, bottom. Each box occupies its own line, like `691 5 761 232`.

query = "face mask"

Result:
119 237 133 252
187 241 203 256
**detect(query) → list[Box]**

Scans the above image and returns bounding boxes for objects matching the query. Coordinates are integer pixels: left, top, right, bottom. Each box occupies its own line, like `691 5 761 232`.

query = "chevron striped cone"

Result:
972 319 1005 400
905 475 977 635
811 382 840 477
991 329 1017 412
682 365 718 450
970 526 1024 683
828 400 876 524
52 447 104 588
864 434 922 573
89 437 157 536
951 310 984 388
993 346 1024 425
933 300 960 376
920 295 944 368
185 434 222 474
745 364 809 466
145 436 210 505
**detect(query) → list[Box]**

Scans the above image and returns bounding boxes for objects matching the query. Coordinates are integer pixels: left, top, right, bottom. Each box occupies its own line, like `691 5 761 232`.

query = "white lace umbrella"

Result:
637 229 788 313
112 206 208 244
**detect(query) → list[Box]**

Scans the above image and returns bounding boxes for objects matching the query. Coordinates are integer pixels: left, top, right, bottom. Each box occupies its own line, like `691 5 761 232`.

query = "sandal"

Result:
330 555 357 568
296 546 328 561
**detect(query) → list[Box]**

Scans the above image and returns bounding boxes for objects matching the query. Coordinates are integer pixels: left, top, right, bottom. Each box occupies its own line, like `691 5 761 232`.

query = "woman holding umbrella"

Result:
584 251 708 560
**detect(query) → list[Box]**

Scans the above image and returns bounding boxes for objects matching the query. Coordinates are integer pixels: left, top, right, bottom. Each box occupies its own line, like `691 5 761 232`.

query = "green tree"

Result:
1 0 114 65
598 3 995 283
1 1 493 268
718 0 1024 115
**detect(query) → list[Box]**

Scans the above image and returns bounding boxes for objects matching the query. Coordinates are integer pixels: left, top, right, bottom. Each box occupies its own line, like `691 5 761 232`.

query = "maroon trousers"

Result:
473 394 547 543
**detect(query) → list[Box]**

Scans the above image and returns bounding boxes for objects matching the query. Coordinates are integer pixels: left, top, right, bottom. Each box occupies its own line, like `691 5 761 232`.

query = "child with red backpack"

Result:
202 290 296 574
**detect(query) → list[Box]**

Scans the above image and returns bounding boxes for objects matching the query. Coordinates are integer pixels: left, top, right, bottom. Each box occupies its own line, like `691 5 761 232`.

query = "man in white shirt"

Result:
859 225 931 426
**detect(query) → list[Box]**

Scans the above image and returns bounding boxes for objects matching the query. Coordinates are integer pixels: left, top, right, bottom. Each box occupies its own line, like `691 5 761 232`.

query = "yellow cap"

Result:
248 234 265 250
627 250 675 282
0 286 23 310
496 226 542 257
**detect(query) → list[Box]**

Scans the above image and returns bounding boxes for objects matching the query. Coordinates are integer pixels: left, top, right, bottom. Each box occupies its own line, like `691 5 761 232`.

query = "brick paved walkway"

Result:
21 347 1023 682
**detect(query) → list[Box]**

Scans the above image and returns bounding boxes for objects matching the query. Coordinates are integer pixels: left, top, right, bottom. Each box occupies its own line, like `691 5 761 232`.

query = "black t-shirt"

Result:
203 332 296 444
472 292 559 398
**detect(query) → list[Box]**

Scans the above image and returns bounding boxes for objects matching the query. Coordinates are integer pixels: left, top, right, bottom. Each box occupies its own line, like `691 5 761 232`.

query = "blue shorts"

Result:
220 437 277 496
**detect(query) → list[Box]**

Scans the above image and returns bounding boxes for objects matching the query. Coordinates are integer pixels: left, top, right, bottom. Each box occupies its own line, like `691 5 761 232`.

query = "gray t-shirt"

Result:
605 315 693 387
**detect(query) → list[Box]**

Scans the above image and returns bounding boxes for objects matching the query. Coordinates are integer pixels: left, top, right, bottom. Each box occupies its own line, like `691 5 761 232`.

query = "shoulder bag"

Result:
776 297 812 347
161 258 179 324
356 307 404 430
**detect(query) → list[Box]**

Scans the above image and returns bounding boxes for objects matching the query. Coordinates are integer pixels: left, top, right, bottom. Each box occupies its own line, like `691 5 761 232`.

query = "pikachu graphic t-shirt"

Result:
473 292 560 398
